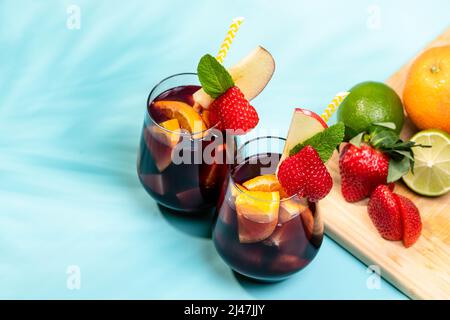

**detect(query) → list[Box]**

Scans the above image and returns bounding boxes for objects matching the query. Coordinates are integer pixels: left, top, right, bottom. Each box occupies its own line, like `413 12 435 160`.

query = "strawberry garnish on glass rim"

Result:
196 54 259 134
276 109 345 202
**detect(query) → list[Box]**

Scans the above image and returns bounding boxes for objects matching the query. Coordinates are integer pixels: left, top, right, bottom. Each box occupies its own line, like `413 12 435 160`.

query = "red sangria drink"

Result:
137 46 276 212
212 137 324 281
137 73 231 212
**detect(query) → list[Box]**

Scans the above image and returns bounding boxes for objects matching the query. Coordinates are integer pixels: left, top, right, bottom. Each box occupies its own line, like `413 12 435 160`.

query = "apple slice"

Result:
280 108 328 162
279 197 309 224
193 46 275 108
235 191 279 243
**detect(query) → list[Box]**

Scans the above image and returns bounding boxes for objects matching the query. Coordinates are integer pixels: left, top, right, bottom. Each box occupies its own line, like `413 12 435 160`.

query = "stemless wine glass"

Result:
212 136 324 281
137 73 234 212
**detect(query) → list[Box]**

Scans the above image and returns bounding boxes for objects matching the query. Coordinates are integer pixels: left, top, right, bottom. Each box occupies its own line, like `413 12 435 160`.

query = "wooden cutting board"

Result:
318 27 450 300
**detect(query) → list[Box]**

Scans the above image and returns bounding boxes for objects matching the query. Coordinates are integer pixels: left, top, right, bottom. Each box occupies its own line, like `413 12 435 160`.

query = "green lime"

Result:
402 129 450 197
337 81 405 138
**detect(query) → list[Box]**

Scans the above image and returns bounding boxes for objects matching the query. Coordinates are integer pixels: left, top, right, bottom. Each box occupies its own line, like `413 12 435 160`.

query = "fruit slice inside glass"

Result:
212 136 323 281
137 73 234 212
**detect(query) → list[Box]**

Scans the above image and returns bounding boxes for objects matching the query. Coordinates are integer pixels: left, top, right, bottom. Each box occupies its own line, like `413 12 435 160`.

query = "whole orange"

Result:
403 45 450 134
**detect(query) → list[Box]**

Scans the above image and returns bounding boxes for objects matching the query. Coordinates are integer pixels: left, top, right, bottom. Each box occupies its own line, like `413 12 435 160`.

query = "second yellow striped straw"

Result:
216 17 245 64
321 91 351 123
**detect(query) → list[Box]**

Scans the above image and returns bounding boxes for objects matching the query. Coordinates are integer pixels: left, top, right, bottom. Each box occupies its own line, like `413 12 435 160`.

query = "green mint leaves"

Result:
197 54 234 98
289 122 345 162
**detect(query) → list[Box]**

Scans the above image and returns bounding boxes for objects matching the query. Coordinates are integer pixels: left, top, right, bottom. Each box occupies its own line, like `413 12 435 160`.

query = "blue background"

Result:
1 0 448 299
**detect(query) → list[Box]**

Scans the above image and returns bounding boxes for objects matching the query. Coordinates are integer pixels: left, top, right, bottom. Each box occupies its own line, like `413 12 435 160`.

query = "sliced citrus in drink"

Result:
235 191 279 243
242 174 289 198
156 119 181 146
402 129 450 196
152 100 207 134
146 119 181 172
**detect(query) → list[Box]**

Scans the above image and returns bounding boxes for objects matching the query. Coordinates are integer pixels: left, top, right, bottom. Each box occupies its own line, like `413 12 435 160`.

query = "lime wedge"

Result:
402 129 450 196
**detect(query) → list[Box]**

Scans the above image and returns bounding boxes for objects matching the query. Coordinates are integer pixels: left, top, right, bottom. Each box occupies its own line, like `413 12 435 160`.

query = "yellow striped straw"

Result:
321 91 351 123
216 17 245 64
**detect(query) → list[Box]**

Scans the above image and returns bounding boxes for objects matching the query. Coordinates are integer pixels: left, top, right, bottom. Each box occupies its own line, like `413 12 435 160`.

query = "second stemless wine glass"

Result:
137 73 234 213
212 136 324 281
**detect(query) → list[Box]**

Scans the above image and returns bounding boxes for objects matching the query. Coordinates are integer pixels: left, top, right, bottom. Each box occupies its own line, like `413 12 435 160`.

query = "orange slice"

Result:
147 119 181 172
153 100 207 134
230 183 247 198
156 119 181 146
235 191 279 243
242 174 289 198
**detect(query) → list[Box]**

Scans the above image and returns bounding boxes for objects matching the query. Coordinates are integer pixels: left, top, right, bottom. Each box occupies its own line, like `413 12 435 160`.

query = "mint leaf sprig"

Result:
289 122 345 162
349 123 430 182
197 54 234 98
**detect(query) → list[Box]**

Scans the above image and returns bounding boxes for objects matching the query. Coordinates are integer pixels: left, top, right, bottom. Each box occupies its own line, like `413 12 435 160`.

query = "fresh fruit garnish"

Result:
235 191 280 243
339 125 429 202
402 129 450 196
152 100 207 134
277 146 333 202
196 55 259 133
289 122 345 162
231 183 247 198
209 86 259 133
146 120 181 172
281 108 328 160
337 81 405 139
394 194 422 248
242 174 288 198
403 46 450 133
367 185 403 241
197 54 235 99
156 119 181 146
193 46 275 108
279 198 308 224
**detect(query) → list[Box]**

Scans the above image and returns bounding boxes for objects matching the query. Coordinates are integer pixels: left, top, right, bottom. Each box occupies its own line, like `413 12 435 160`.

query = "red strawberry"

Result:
367 185 403 241
209 86 259 134
339 143 390 202
394 194 422 248
277 146 333 202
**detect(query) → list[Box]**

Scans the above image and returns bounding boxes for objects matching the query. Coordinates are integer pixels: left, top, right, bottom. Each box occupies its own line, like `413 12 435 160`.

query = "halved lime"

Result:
402 129 450 196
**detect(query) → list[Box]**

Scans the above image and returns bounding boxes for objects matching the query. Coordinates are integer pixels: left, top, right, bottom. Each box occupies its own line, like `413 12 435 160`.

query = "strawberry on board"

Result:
339 144 391 202
368 185 422 248
339 125 429 202
367 185 403 241
394 194 422 248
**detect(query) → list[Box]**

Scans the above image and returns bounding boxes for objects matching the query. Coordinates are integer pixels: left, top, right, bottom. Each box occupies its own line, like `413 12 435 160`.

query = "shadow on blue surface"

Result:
158 204 215 239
